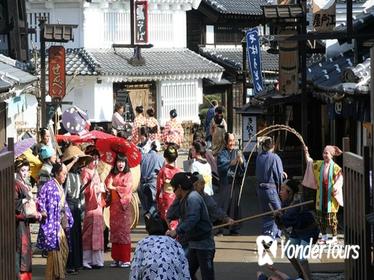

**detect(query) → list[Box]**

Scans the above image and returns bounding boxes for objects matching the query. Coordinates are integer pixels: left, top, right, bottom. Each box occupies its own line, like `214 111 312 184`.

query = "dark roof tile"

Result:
202 0 268 16
199 47 279 72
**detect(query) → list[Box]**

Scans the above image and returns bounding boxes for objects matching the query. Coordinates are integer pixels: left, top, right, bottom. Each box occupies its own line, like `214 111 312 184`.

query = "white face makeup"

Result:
19 166 30 180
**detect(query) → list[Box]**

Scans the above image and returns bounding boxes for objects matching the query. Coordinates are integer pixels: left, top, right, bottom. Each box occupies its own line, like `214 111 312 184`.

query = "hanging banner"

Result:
312 0 336 32
48 46 66 99
134 0 148 44
246 28 264 95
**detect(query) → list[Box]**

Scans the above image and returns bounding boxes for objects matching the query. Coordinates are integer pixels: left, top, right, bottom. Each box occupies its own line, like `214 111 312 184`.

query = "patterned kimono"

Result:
132 114 146 144
37 179 74 280
146 117 160 142
105 172 133 262
162 119 184 147
156 164 181 229
312 159 343 236
81 167 105 267
130 236 190 280
15 176 34 280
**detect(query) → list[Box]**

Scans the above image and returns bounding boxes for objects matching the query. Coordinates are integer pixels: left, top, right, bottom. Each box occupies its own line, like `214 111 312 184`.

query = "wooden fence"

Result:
0 138 15 279
343 146 373 279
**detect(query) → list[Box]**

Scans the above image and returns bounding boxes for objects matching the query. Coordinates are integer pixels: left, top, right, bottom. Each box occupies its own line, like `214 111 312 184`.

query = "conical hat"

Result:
61 145 91 167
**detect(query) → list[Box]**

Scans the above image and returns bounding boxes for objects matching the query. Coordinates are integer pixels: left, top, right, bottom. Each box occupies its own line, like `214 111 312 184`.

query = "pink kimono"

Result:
156 164 181 229
81 168 105 267
162 119 184 147
105 172 133 262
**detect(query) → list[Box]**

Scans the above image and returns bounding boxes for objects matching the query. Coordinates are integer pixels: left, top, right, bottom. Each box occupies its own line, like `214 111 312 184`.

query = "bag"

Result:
22 199 37 218
101 190 112 207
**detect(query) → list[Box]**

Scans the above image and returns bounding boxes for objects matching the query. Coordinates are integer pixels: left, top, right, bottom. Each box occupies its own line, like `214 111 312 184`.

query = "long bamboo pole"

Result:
213 200 313 230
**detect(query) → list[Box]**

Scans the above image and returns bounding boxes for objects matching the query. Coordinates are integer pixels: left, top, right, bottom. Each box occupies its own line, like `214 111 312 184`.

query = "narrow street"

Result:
31 178 344 280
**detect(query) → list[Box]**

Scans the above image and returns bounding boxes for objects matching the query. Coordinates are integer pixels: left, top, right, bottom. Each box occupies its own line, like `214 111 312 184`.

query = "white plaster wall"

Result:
93 81 114 122
83 7 105 48
6 93 38 141
63 78 96 120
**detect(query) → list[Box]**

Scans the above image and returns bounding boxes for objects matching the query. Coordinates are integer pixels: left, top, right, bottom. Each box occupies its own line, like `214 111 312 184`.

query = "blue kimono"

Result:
217 147 246 233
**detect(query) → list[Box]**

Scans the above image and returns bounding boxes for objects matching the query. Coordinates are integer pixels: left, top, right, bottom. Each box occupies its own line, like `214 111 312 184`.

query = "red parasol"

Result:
96 137 141 168
56 130 116 143
56 130 141 167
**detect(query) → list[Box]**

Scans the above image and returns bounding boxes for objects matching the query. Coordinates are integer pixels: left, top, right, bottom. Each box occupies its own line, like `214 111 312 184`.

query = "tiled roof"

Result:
88 48 223 81
0 55 37 85
202 0 268 16
307 50 370 94
65 48 98 76
45 48 223 81
199 47 279 73
335 5 374 32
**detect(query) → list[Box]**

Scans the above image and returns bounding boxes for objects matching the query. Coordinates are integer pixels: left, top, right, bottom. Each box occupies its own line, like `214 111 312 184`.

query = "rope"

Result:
236 124 307 207
213 200 313 230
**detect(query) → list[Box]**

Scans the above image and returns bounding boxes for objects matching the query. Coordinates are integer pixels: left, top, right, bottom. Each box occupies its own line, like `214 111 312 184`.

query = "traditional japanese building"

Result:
26 0 223 129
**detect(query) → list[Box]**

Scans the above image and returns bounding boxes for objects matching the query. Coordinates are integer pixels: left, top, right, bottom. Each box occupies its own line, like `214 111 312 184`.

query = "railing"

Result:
0 138 15 279
343 146 373 280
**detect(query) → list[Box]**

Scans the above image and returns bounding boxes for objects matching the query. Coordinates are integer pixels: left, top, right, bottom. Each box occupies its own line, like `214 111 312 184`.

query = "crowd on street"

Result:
11 101 344 280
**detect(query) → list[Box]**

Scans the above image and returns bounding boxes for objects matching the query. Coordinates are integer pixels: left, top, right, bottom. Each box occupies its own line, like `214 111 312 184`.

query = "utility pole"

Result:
39 17 47 128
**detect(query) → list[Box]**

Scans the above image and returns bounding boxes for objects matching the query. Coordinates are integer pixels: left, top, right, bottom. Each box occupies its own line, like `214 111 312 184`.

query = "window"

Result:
206 25 214 44
103 11 130 44
215 26 242 45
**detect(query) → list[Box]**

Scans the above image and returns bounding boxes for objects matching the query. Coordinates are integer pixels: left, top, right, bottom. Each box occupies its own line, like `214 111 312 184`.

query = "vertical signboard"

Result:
246 28 264 95
242 115 257 152
48 46 66 99
312 0 336 32
135 1 148 44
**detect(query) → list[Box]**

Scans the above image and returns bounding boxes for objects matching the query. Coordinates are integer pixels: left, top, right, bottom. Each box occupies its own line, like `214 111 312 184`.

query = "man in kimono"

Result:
217 132 245 235
139 140 165 215
255 137 285 240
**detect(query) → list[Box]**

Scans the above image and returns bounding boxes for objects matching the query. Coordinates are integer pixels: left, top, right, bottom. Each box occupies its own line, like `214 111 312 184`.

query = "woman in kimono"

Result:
37 163 74 280
162 109 184 147
145 108 160 142
81 148 105 269
156 144 181 230
131 105 146 144
190 141 213 196
15 158 41 280
105 153 133 268
303 145 343 245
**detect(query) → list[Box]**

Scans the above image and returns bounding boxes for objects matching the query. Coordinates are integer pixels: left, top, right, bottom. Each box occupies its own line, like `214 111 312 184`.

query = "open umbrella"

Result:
56 130 117 144
15 138 37 158
62 106 90 134
96 137 141 168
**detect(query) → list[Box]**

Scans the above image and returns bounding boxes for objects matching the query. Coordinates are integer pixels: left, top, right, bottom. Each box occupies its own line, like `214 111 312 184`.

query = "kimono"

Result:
146 117 161 142
190 159 213 196
132 114 146 144
217 147 246 233
303 158 343 236
162 119 184 147
156 164 181 229
81 167 105 267
105 172 133 262
36 179 74 280
210 118 227 156
15 176 34 280
130 236 190 280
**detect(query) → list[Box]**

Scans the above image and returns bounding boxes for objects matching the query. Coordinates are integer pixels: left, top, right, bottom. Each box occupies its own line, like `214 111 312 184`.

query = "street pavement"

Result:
31 153 344 279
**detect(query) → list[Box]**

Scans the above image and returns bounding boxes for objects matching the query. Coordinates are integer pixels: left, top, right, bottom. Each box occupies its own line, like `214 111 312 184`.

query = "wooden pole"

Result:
213 200 313 230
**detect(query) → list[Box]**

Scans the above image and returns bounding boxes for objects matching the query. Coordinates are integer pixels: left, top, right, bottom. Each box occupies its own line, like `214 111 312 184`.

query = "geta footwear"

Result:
92 265 104 269
119 261 131 268
327 236 338 245
66 268 78 275
110 261 119 267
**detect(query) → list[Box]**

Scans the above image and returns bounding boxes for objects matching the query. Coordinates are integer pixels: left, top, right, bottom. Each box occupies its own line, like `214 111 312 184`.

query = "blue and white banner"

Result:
246 28 264 95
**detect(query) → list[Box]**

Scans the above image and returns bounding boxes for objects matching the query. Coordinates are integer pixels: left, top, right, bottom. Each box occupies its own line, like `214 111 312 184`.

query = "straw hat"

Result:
61 145 92 168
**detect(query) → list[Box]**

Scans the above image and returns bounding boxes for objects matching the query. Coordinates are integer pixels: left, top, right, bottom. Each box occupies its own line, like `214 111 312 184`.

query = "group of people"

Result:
13 100 345 280
255 137 344 280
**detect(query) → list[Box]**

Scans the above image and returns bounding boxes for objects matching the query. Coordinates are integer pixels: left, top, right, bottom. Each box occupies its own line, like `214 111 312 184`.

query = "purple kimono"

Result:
36 179 74 251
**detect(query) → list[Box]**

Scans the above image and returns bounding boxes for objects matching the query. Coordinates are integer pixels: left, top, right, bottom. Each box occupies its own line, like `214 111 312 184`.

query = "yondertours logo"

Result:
256 235 360 266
